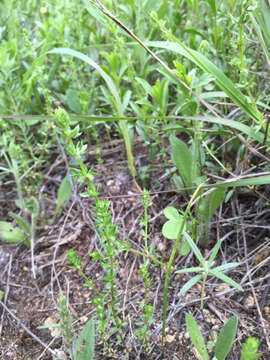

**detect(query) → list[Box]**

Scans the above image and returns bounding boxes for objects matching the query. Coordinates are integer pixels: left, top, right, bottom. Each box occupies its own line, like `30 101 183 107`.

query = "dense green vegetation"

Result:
0 0 269 358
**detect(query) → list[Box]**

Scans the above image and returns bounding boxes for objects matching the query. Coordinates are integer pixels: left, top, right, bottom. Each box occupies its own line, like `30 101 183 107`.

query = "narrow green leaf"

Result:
185 313 209 360
213 262 241 272
9 212 30 235
74 319 95 360
262 0 270 38
48 47 135 179
82 0 109 27
183 231 205 265
210 269 244 291
180 274 203 295
214 175 270 189
135 77 154 97
198 187 225 244
176 267 204 274
55 177 72 215
214 316 238 360
48 48 122 114
208 240 222 267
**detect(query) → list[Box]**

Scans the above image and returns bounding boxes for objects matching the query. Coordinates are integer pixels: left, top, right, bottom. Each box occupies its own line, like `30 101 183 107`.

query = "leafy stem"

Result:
162 184 202 343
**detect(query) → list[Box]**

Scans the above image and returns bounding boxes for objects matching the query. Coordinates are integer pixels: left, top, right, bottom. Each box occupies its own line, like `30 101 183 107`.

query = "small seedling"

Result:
176 235 243 308
240 337 262 360
186 313 238 360
38 293 95 360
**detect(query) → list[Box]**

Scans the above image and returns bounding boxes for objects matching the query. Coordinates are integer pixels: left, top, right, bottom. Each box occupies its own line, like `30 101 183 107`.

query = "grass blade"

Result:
145 41 263 125
48 47 136 181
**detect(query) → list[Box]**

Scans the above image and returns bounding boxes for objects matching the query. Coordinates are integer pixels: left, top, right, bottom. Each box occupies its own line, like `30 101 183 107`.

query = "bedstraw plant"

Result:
53 108 125 348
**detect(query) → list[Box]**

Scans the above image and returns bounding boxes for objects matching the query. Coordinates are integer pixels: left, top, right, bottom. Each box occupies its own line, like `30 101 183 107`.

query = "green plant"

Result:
169 134 225 245
0 142 41 276
74 317 95 360
48 47 138 189
53 108 125 346
251 0 270 69
175 234 243 309
240 337 262 360
136 190 155 347
57 292 75 357
39 293 95 360
161 185 202 343
185 313 238 360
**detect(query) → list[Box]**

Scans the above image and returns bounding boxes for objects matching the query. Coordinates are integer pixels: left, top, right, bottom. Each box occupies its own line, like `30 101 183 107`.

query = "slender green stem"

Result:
200 273 207 309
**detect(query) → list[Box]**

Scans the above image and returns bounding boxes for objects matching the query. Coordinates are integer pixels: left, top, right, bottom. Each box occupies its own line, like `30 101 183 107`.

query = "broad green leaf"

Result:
180 274 203 295
206 0 216 16
66 89 81 113
55 177 72 216
162 206 186 239
198 187 225 244
199 187 226 223
9 212 30 235
0 221 25 243
214 316 238 360
180 240 191 256
170 134 194 187
74 319 95 360
164 206 181 221
185 313 209 360
210 269 244 291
